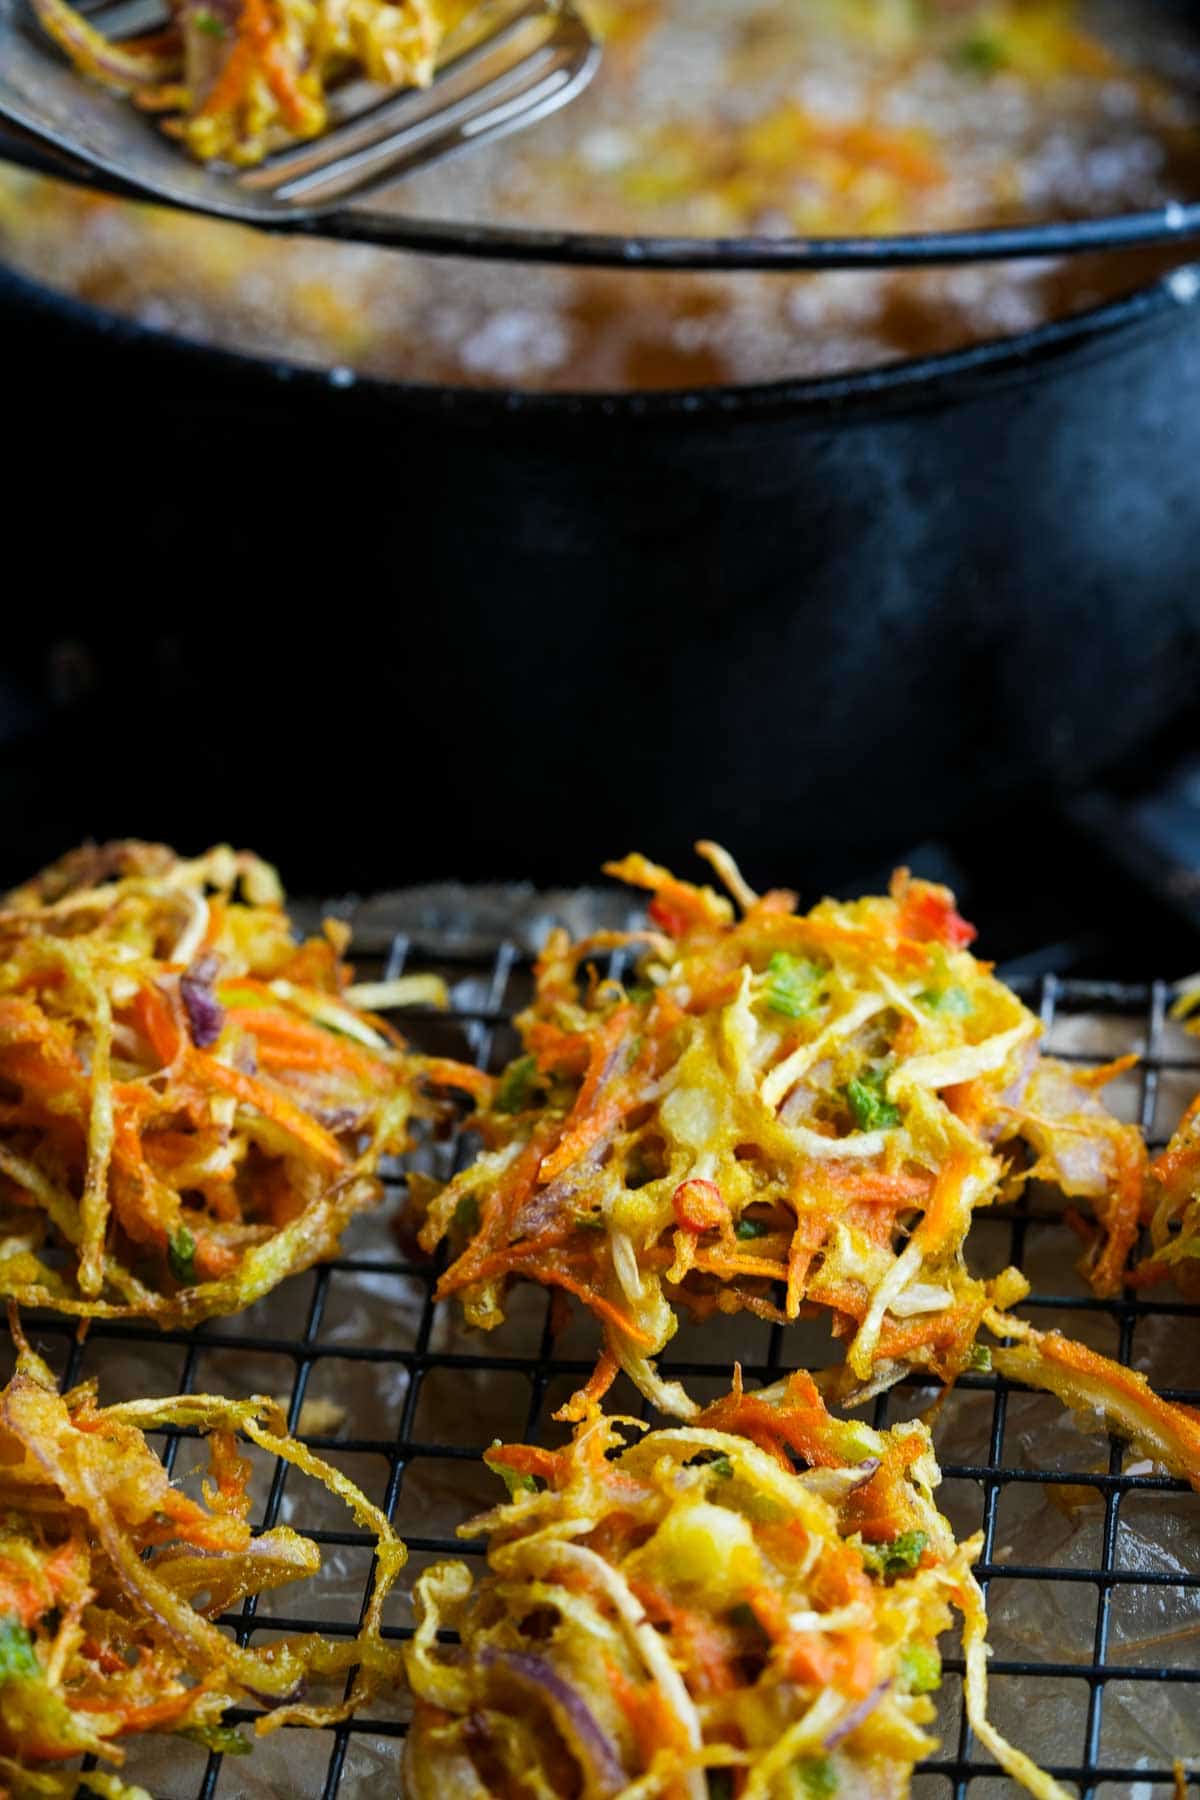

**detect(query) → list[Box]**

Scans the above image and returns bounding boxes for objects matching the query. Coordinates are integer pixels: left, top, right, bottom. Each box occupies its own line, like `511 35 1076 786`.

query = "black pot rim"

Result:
3 246 1199 421
7 125 1200 272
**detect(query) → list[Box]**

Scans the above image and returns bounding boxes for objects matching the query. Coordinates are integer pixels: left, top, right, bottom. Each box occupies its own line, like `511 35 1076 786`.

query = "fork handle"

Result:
0 121 666 269
0 119 618 265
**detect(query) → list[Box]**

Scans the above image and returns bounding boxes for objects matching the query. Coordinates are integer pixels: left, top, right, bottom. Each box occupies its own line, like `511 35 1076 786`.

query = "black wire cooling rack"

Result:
15 912 1200 1800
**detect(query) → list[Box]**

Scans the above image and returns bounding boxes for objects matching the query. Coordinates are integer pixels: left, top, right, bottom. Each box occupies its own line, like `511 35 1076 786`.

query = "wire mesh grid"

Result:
12 911 1200 1800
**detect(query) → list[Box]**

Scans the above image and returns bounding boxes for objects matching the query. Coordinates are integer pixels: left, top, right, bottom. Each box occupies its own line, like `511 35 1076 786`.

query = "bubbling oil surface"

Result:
3 0 1200 390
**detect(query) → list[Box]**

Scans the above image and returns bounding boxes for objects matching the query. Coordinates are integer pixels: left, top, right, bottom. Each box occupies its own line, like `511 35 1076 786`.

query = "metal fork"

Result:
0 0 600 230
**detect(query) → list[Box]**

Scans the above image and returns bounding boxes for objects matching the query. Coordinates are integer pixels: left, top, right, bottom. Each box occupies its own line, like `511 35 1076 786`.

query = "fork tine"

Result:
272 40 589 206
238 0 567 196
77 0 170 33
235 61 536 195
240 5 594 207
1 0 599 222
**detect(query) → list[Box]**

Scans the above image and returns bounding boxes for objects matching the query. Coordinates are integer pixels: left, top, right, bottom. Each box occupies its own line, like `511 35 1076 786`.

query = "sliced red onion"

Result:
823 1679 891 1749
247 1677 306 1709
181 955 224 1049
800 1456 880 1501
480 1646 625 1794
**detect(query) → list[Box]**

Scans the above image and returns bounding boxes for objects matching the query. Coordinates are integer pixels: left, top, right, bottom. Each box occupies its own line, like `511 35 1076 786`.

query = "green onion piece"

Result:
496 1467 538 1498
453 1194 481 1236
956 31 1005 72
192 8 228 35
919 984 973 1016
489 1443 538 1498
795 1755 838 1797
735 1217 772 1241
181 1723 252 1755
495 1054 538 1114
899 1644 942 1694
707 1455 734 1481
0 1619 38 1682
740 1491 788 1526
764 952 824 1020
215 983 265 1009
863 1529 928 1579
572 1211 606 1232
168 1224 197 1286
966 1342 992 1372
844 1069 901 1132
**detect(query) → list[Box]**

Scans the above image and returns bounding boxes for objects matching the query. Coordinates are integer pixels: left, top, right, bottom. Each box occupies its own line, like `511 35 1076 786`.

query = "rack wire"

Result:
14 912 1200 1800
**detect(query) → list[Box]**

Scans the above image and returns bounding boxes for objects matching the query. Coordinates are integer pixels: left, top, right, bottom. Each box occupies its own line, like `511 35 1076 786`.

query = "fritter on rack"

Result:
986 1310 1200 1492
416 845 1143 1416
0 1317 405 1797
0 840 487 1326
31 0 472 164
1137 979 1200 1295
1144 1097 1200 1295
404 1371 1066 1800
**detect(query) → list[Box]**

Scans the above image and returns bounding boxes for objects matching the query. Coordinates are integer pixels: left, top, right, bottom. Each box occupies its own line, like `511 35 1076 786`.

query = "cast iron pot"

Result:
3 252 1200 893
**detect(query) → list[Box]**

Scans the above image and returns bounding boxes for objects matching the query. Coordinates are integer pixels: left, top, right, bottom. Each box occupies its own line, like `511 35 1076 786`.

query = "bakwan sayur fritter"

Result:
405 1374 1067 1800
0 1318 405 1794
0 840 486 1326
30 0 473 164
416 844 1200 1492
418 846 1143 1412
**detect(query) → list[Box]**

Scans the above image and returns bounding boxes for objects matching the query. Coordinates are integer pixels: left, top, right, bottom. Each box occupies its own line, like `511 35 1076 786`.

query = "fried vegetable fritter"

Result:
416 844 1142 1417
0 840 487 1325
405 1372 1067 1800
0 1316 405 1797
30 0 473 165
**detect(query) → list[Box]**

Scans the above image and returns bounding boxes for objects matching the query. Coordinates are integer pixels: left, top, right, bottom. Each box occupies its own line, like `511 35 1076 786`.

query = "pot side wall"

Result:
4 265 1200 888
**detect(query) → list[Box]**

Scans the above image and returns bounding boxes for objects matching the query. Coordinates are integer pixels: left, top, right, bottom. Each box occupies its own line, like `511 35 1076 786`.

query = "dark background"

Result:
3 621 1199 976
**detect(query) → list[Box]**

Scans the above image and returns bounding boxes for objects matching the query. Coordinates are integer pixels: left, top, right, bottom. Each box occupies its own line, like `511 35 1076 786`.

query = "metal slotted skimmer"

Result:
8 885 1200 1800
